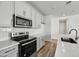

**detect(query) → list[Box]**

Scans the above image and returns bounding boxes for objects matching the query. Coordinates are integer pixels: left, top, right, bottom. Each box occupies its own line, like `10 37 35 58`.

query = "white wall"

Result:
44 15 59 39
42 14 79 40
43 15 51 40
67 14 79 36
50 16 59 39
51 14 79 38
51 17 59 35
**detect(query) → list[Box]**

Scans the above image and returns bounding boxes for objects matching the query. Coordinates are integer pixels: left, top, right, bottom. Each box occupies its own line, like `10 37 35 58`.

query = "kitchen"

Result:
0 1 79 57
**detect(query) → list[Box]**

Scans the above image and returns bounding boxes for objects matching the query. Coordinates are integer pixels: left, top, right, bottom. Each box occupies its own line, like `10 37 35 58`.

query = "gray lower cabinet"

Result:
0 45 18 57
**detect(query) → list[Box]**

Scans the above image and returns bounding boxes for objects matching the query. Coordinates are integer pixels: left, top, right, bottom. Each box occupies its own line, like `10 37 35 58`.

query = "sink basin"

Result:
61 37 77 44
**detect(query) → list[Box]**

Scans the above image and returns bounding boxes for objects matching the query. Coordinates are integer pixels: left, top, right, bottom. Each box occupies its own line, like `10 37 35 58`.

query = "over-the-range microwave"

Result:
13 14 32 28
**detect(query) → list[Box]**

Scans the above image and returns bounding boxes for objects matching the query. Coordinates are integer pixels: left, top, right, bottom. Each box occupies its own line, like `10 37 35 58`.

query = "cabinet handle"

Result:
5 48 15 53
22 40 36 46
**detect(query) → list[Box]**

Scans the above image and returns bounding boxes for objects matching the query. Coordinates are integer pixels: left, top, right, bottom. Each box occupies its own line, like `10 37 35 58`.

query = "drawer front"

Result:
5 52 18 57
0 45 18 56
0 50 18 57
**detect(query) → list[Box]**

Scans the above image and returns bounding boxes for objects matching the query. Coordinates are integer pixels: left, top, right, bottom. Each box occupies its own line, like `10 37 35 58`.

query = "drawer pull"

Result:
5 48 15 53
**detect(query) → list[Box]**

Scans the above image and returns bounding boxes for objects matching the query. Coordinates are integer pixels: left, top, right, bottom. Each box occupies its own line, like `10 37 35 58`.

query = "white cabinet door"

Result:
39 37 42 49
37 38 40 51
24 2 32 19
35 11 41 28
15 1 24 17
5 51 18 57
31 4 44 28
35 11 39 28
37 36 44 51
41 15 44 24
31 8 36 28
39 36 44 49
0 45 18 57
0 1 12 27
38 13 42 28
15 1 32 20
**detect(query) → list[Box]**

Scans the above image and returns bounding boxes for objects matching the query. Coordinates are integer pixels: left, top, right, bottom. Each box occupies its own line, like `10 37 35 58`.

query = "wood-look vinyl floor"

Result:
31 39 57 57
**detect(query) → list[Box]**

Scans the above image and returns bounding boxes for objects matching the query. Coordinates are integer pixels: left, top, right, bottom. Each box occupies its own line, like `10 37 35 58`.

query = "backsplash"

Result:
0 31 10 41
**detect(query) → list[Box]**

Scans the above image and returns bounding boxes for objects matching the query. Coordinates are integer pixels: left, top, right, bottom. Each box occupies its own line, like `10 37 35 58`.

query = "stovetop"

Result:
11 32 37 43
12 36 36 43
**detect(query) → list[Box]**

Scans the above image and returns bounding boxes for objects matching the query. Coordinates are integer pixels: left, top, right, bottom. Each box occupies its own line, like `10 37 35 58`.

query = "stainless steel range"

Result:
11 32 37 57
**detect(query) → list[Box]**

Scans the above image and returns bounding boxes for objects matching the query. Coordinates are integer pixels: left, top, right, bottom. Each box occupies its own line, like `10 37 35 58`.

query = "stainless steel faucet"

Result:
69 29 78 40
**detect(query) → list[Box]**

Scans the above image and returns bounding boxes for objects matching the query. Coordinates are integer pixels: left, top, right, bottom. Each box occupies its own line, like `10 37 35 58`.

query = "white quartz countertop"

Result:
0 40 19 51
54 34 79 57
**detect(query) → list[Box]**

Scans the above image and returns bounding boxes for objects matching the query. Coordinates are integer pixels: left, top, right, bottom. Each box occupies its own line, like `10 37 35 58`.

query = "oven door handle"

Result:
22 40 36 46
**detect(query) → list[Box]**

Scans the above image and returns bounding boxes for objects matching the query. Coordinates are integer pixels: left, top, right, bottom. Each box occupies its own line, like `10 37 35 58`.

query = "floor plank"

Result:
31 39 57 57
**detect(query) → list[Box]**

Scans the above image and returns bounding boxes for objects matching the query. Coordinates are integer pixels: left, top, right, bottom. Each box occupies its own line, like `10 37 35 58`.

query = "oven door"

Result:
20 40 37 57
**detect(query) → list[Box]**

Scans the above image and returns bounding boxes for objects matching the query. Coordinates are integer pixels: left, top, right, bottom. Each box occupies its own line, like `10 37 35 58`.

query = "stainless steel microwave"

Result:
13 14 32 28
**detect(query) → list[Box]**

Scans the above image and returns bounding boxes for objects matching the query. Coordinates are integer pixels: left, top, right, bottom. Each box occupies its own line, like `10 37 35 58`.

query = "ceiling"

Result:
28 1 79 17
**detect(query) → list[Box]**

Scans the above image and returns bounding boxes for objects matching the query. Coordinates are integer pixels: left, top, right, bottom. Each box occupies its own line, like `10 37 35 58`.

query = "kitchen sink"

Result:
55 34 79 57
61 37 77 44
